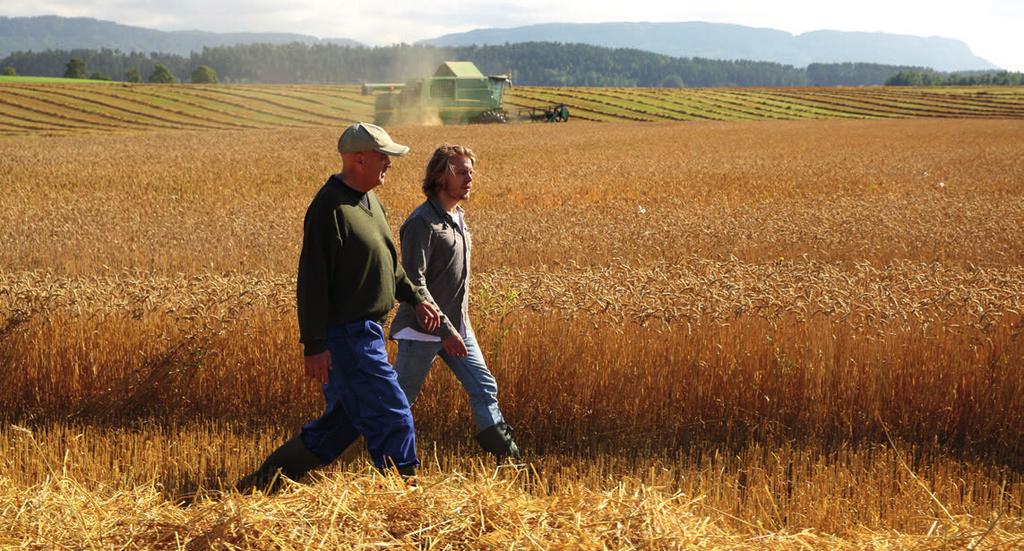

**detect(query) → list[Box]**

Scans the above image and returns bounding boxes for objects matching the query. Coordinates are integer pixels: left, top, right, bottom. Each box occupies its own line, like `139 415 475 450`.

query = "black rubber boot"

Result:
236 434 323 494
475 422 522 462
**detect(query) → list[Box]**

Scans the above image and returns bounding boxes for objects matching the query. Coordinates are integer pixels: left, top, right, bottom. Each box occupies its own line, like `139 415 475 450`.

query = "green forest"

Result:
885 69 1024 86
1 41 1017 87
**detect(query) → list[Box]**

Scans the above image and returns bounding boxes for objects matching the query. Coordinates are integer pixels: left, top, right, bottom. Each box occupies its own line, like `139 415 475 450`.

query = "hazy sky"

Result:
4 0 1023 70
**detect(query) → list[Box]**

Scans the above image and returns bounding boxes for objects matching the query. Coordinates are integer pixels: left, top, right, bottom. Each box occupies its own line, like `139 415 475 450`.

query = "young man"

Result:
389 144 521 461
238 122 441 492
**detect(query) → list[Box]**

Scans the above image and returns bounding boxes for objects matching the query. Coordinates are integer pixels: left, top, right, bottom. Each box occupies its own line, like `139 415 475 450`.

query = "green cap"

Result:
337 122 410 156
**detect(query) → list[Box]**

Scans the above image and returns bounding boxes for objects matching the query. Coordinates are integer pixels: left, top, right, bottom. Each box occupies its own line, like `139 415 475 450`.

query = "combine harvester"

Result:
361 61 568 125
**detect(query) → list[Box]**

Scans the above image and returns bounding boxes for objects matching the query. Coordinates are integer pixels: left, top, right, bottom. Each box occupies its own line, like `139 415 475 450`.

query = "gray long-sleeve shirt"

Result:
389 198 470 340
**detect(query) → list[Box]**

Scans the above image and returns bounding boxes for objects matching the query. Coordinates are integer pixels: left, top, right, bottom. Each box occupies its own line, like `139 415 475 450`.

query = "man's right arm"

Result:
297 199 339 357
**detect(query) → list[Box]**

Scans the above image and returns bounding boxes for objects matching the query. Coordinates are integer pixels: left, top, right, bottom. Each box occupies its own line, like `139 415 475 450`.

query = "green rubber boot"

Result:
475 422 522 462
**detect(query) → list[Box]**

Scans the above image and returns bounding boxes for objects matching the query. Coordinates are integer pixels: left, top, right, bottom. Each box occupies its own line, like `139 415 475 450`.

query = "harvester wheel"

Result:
472 109 508 124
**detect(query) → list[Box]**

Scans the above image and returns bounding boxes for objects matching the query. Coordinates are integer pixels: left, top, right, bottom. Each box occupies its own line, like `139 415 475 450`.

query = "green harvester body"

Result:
362 62 510 125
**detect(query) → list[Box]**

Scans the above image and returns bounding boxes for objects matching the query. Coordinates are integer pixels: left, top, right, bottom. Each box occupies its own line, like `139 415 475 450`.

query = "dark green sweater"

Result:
297 175 426 356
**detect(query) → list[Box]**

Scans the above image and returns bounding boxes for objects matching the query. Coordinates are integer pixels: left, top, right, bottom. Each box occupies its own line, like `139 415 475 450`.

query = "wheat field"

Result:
1 115 1023 548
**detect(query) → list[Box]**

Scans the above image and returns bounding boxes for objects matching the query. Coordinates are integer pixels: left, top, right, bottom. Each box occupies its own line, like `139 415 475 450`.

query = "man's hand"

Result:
304 351 331 385
415 302 441 333
442 333 468 357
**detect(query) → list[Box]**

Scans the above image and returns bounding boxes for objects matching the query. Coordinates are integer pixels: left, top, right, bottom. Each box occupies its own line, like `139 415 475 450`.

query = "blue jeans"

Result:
300 320 418 471
393 331 504 432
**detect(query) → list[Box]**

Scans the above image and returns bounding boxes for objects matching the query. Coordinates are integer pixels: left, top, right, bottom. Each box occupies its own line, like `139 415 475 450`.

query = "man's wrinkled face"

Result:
360 150 392 187
440 155 474 203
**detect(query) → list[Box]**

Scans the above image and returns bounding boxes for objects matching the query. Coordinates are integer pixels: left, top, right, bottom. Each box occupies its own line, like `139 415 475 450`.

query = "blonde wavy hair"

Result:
422 144 476 197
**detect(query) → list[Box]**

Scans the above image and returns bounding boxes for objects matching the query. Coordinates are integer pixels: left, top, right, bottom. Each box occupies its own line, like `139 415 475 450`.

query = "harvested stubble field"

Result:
1 81 1023 136
1 117 1023 548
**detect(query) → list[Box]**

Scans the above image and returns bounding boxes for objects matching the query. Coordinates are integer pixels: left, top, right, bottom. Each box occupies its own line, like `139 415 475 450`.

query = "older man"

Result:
238 123 440 492
389 144 521 461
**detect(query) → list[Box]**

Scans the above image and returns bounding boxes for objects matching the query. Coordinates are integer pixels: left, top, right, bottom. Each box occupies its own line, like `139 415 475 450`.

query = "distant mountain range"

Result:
0 16 998 72
0 15 362 58
418 22 998 72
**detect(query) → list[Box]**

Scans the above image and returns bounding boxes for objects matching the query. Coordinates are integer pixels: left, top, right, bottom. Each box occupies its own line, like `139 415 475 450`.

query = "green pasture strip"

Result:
830 88 1003 115
812 88 1012 118
516 88 656 121
0 86 163 130
0 90 131 130
125 87 271 129
681 89 822 120
825 87 1020 117
158 87 314 127
891 87 1024 108
905 86 1024 101
629 89 759 120
85 87 261 130
862 88 1024 116
976 88 1024 100
140 87 305 128
621 89 740 120
614 90 724 120
573 87 700 119
560 87 690 121
590 90 707 120
646 89 774 120
743 89 908 119
0 127 33 137
710 89 876 119
508 89 644 121
0 110 75 133
0 76 118 84
279 85 376 119
567 88 706 121
756 90 923 119
741 88 905 118
664 88 805 120
871 95 1024 117
235 84 373 115
239 90 369 123
188 85 343 125
0 102 108 132
716 90 840 119
106 87 256 127
647 89 793 120
233 87 367 125
913 90 1024 111
213 85 357 123
287 85 376 106
15 85 204 130
175 86 331 126
562 88 692 121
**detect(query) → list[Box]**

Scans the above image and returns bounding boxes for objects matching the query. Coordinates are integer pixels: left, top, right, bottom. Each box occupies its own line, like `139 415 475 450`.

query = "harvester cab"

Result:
361 61 567 125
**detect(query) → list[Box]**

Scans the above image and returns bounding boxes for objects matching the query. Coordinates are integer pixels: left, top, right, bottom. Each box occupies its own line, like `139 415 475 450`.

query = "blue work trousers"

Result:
300 320 419 471
393 331 504 432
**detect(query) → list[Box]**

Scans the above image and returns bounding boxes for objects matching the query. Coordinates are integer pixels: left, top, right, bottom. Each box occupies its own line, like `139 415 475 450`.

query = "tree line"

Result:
55 56 218 83
0 42 1014 87
885 70 1024 86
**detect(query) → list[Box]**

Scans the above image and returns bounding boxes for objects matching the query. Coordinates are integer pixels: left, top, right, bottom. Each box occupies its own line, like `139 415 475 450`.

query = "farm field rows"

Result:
1 117 1023 547
1 82 1023 135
